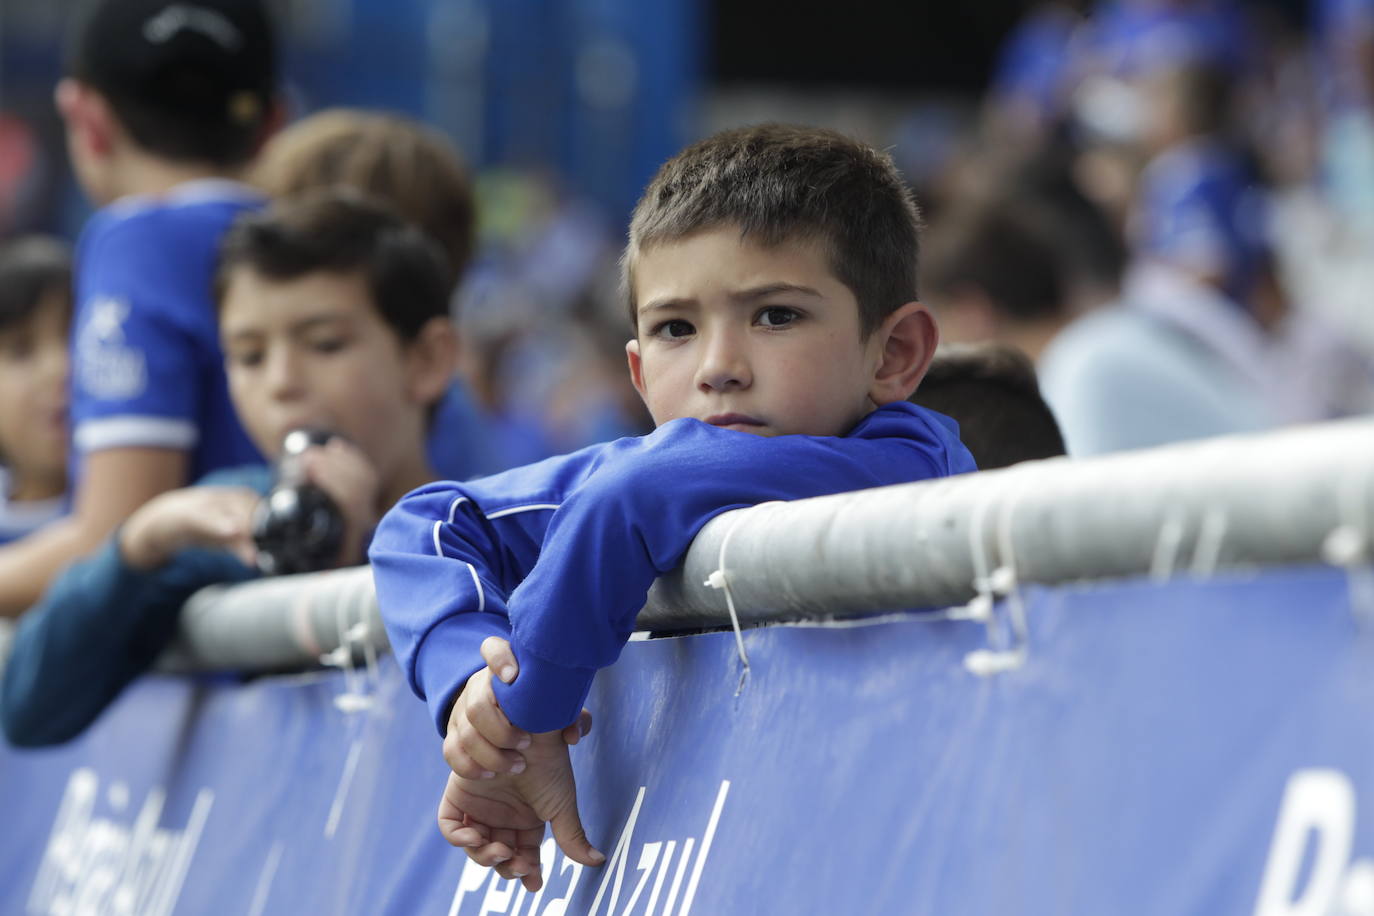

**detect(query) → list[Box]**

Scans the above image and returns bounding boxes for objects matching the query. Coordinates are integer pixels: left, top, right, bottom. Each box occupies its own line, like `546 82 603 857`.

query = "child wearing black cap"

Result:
0 0 281 615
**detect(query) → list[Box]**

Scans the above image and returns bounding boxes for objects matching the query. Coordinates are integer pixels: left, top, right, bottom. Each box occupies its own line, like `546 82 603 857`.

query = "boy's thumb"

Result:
480 636 519 685
550 805 605 867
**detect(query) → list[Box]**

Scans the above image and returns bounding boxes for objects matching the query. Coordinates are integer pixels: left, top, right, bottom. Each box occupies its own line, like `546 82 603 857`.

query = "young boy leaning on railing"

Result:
368 124 979 890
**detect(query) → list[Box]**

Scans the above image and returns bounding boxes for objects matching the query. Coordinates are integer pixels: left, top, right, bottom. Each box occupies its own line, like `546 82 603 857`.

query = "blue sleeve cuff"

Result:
416 612 513 737
492 647 597 734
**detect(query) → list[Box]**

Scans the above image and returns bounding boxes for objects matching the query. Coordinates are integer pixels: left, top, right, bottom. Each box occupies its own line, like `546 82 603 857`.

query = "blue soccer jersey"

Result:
69 179 265 486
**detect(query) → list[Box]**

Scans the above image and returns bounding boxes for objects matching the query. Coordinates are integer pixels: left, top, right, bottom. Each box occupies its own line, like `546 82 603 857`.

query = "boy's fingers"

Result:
467 841 517 868
467 697 532 753
444 826 489 848
510 826 544 883
485 828 518 869
437 776 491 848
506 860 543 892
480 636 519 684
562 708 593 746
456 726 525 774
441 736 496 780
549 803 605 867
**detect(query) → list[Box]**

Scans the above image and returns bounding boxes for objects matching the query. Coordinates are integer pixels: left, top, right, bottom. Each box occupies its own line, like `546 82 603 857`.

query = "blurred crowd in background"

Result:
1 0 1373 468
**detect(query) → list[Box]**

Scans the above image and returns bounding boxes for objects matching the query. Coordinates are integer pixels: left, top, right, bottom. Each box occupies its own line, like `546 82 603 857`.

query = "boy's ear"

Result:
625 337 648 403
868 300 939 404
404 317 460 406
55 79 117 159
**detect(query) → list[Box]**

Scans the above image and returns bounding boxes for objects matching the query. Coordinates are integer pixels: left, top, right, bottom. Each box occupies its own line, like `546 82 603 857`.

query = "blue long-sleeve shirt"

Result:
369 402 976 734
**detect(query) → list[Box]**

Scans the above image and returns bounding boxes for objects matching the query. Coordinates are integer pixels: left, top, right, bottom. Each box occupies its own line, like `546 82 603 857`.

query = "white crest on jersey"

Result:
76 297 147 401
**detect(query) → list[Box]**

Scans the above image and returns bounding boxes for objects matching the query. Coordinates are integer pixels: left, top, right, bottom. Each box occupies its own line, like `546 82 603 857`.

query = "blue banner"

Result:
2 565 1372 914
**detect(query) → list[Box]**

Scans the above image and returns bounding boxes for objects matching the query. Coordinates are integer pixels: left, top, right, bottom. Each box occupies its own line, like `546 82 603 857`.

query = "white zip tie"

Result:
1150 506 1188 582
1189 506 1229 578
963 488 1005 676
328 576 374 714
966 483 1029 677
703 502 785 696
1323 461 1374 628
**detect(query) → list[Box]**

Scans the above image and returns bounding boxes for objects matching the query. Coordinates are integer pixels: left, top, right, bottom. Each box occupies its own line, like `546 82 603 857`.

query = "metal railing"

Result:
158 416 1374 672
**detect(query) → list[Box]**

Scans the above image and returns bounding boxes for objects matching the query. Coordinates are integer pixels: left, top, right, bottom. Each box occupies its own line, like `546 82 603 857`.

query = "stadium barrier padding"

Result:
3 563 1372 915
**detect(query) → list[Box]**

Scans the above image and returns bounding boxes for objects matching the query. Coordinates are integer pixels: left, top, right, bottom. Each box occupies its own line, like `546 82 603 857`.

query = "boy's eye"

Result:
0 332 35 361
308 336 348 354
756 306 799 328
652 319 695 340
229 350 263 368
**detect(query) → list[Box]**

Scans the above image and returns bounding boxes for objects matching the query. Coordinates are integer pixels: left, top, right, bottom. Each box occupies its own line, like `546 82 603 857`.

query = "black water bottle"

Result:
251 428 346 575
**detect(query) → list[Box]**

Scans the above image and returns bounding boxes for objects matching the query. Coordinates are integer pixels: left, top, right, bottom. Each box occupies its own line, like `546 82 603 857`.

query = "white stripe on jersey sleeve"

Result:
73 416 199 453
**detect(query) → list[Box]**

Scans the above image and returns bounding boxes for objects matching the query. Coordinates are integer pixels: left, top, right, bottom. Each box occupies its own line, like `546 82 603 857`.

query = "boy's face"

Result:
0 290 69 490
219 267 427 483
626 227 882 437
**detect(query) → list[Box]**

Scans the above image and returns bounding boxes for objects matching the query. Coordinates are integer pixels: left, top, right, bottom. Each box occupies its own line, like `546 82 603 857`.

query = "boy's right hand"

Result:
118 486 260 571
298 437 380 568
438 637 599 890
443 636 591 781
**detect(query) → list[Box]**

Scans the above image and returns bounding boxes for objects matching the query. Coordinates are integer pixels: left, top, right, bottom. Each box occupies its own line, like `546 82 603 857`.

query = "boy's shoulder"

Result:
83 180 264 255
400 401 974 523
76 181 265 323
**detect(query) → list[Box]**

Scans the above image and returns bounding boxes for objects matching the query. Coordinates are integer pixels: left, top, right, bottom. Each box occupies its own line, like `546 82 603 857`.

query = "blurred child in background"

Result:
0 0 280 616
252 107 505 479
0 237 71 544
910 342 1067 469
2 193 457 747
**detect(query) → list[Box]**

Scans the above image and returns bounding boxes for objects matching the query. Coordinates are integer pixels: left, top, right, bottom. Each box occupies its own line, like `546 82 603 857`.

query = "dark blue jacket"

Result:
0 466 269 747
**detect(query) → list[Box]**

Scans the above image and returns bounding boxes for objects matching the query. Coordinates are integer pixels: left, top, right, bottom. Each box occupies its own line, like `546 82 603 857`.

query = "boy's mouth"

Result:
704 413 765 430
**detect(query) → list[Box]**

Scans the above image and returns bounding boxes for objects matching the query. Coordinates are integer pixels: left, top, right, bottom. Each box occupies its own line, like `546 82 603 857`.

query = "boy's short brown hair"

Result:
909 342 1066 469
251 109 475 291
623 123 922 336
0 237 72 333
217 191 450 345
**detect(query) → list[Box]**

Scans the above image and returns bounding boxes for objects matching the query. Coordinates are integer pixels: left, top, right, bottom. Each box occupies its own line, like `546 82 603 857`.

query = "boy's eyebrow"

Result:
638 282 823 316
223 313 349 343
730 282 822 301
638 297 698 316
288 314 350 334
223 327 263 344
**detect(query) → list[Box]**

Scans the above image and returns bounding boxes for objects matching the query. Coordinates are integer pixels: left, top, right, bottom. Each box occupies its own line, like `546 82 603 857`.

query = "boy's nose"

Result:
265 347 305 400
695 332 751 392
36 342 69 386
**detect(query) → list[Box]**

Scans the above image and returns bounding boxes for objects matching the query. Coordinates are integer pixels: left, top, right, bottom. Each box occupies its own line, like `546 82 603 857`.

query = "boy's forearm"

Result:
1 538 252 746
0 446 192 615
491 420 944 729
369 482 521 736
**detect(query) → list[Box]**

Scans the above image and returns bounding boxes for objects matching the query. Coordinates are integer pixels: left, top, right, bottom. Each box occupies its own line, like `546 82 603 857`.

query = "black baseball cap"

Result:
67 0 277 129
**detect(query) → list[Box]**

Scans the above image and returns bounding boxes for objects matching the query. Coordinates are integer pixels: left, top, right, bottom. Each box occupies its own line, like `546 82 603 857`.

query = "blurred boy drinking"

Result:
368 124 978 889
2 193 457 747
